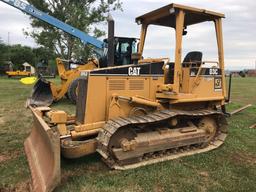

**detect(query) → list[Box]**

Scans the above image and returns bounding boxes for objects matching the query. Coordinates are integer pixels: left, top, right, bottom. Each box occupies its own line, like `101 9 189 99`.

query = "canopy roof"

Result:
136 3 225 28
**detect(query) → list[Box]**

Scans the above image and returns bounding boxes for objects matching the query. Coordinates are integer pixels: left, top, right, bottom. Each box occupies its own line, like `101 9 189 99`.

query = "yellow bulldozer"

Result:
24 3 230 192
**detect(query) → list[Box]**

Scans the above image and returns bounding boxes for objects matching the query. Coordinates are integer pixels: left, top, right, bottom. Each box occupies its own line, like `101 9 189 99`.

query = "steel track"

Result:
96 109 227 170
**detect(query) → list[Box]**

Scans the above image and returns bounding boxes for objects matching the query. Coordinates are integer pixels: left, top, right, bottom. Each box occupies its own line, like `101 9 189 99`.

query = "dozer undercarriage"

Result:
24 3 230 192
97 109 227 169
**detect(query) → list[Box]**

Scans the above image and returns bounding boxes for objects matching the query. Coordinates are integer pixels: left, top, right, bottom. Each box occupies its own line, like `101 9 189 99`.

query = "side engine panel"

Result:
77 62 164 124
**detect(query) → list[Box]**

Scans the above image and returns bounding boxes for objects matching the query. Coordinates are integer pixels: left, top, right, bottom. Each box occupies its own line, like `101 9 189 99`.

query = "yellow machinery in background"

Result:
24 4 230 192
6 62 34 78
6 70 31 77
27 58 98 106
28 36 139 107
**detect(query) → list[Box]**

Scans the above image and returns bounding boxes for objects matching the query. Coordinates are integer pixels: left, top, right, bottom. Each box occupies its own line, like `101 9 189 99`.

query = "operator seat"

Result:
183 51 203 63
183 51 203 77
165 51 203 84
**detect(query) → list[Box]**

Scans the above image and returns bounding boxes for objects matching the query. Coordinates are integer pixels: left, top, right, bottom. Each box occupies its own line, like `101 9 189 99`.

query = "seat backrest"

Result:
183 51 203 63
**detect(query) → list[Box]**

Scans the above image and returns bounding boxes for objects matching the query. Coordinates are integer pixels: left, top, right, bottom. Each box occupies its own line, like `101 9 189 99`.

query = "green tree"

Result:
0 40 57 71
25 0 122 60
0 41 11 74
33 47 57 64
0 39 8 67
8 45 35 69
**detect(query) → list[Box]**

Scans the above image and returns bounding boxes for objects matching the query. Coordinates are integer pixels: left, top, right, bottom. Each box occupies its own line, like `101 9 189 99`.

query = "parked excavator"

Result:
24 3 229 192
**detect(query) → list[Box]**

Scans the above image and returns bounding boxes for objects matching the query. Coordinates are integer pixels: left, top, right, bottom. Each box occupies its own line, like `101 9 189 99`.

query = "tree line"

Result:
0 39 56 71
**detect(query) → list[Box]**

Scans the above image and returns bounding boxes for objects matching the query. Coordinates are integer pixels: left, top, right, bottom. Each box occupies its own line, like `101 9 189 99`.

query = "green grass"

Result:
0 76 255 192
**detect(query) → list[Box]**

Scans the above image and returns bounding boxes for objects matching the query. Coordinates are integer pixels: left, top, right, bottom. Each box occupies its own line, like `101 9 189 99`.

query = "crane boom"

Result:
0 0 104 49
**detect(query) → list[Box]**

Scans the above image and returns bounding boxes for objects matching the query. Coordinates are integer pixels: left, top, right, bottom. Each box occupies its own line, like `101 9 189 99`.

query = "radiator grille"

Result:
129 80 144 90
109 80 125 90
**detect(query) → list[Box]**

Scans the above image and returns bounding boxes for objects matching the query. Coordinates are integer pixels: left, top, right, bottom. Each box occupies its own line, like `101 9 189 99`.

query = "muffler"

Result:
24 107 61 192
27 77 54 107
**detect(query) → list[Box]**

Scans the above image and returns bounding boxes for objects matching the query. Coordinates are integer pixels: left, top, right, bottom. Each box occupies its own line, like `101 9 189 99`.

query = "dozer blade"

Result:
27 78 54 107
24 107 61 192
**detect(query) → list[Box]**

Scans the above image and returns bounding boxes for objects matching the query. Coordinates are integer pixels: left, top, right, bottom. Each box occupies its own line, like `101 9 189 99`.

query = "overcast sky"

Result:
0 0 255 70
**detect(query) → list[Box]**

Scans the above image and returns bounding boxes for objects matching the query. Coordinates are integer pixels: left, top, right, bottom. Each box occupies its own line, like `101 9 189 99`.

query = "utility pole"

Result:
7 32 10 45
7 32 11 70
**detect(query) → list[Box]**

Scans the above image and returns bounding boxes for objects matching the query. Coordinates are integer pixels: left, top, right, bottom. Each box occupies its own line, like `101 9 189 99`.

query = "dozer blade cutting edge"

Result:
27 77 54 107
24 107 61 192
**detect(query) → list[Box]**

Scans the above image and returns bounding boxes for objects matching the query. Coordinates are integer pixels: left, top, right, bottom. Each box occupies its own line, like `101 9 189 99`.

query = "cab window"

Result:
120 43 130 53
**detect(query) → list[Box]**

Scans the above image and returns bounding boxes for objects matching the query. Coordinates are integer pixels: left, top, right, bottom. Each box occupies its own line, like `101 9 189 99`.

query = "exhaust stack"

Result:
107 14 115 67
